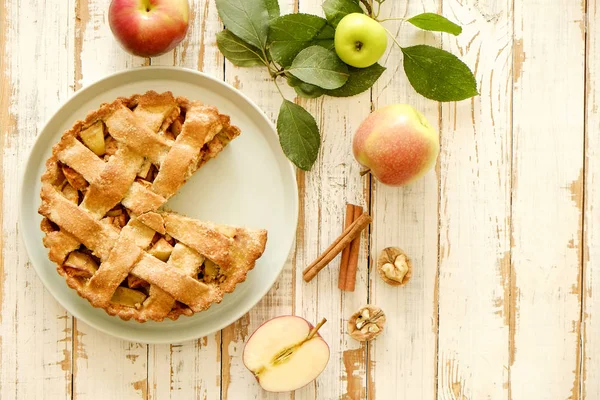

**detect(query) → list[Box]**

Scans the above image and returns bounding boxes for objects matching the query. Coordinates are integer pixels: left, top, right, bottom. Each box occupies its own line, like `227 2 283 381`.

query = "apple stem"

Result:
141 0 152 12
268 318 328 368
306 318 327 341
359 0 373 17
383 26 405 52
360 168 371 177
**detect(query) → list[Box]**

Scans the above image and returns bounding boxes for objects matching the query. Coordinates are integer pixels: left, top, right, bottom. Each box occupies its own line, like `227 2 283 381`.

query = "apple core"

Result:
243 316 330 392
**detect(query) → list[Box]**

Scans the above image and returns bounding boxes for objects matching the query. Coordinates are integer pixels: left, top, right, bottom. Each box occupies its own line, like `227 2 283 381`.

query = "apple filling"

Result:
199 259 226 284
42 207 232 311
80 121 106 156
38 91 257 322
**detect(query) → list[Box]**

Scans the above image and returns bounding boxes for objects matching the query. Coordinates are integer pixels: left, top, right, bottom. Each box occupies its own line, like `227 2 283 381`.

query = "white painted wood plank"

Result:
73 321 149 399
291 98 371 399
3 1 594 398
72 1 149 399
219 0 298 398
436 0 513 398
369 0 440 398
148 334 221 400
291 101 371 400
0 1 76 399
147 1 224 399
290 1 371 399
76 1 148 89
511 0 585 398
582 0 598 397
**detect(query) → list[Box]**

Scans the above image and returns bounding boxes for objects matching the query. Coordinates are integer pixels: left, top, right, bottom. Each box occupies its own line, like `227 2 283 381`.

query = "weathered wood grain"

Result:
1 0 596 398
583 0 599 398
291 0 372 398
0 7 8 397
437 0 514 398
148 333 221 400
0 1 76 399
219 1 298 398
146 2 224 399
368 1 440 399
72 1 149 399
511 0 586 398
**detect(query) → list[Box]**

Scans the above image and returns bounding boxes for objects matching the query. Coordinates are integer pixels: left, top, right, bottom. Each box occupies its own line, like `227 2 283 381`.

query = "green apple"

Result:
334 13 388 68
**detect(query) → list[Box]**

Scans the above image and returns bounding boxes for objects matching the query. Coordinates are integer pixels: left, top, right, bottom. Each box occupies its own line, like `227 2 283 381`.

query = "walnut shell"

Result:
347 305 386 342
377 247 412 286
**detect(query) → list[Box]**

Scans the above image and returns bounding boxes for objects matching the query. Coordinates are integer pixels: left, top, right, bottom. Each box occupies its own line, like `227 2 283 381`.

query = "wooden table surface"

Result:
1 0 598 399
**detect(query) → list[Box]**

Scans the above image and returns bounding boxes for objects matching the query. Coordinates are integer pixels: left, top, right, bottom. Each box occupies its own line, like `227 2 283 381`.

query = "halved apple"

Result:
243 316 329 392
80 121 106 156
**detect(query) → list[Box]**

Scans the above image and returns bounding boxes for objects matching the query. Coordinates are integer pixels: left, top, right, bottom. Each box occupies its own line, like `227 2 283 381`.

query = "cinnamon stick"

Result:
341 205 363 291
303 212 372 282
337 204 357 289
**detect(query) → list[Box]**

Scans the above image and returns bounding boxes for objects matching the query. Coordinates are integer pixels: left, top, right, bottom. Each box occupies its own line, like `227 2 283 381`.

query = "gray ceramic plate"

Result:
20 67 298 344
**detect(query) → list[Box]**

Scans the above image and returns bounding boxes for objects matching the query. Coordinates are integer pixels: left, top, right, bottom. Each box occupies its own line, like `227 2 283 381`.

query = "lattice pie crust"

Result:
38 91 267 322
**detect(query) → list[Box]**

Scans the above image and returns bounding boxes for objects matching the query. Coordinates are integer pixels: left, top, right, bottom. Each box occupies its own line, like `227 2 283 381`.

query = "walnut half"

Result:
377 247 412 286
347 305 386 342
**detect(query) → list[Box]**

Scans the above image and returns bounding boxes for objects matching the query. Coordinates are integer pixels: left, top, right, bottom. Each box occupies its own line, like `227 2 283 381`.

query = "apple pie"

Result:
38 91 267 322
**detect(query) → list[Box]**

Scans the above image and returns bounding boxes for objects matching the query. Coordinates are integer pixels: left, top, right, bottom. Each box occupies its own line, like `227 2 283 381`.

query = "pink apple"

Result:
243 316 330 392
353 104 440 186
108 0 189 57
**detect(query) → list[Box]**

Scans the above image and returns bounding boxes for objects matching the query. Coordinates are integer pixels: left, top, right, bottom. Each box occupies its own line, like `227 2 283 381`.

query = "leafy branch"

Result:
358 0 372 16
215 0 478 171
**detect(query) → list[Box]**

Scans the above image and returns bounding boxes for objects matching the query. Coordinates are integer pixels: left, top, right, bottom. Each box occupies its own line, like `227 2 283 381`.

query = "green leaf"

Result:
407 13 462 36
322 0 363 27
216 30 266 67
288 46 349 90
325 63 386 97
295 83 325 99
277 100 321 170
311 24 336 50
286 75 325 99
265 0 280 19
401 45 478 102
215 0 270 49
285 74 301 87
315 24 336 40
269 14 328 66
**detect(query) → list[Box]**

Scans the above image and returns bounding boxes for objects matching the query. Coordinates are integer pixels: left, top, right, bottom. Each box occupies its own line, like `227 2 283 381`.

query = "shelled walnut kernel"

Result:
347 305 386 342
377 247 412 286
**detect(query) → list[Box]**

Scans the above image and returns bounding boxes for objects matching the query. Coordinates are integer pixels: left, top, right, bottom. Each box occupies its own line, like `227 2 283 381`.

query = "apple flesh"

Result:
243 316 330 392
353 104 440 186
334 13 388 68
80 121 105 156
108 0 189 58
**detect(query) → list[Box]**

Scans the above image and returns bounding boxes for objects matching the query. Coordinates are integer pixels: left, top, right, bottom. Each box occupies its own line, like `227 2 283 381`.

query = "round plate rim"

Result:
18 66 298 344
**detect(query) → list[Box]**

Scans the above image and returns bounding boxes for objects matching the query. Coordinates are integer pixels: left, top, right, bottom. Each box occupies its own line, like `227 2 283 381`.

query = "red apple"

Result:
108 0 189 57
243 316 330 392
353 104 440 186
